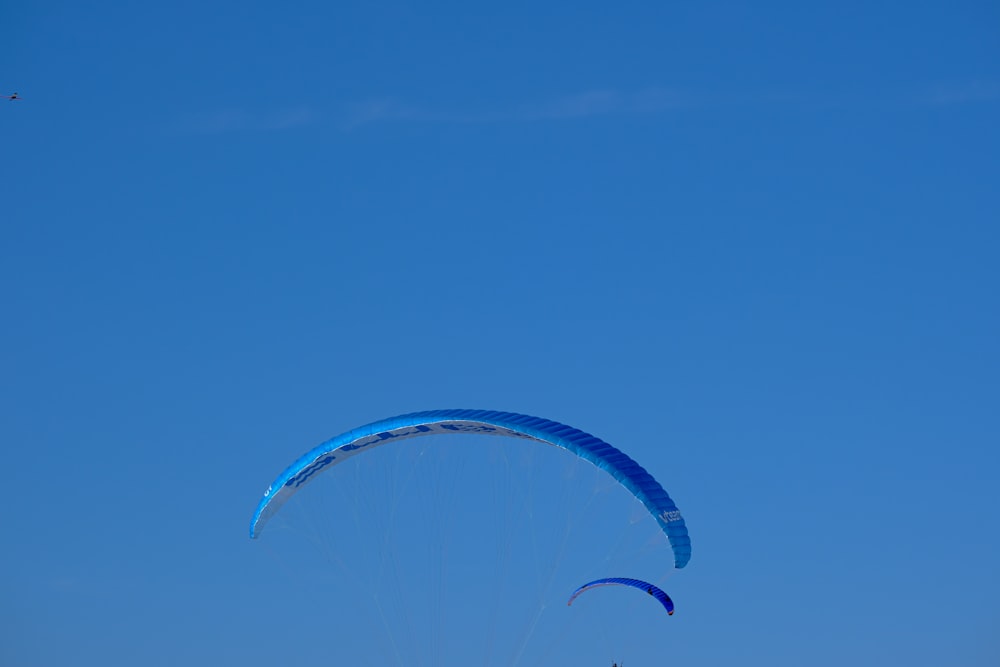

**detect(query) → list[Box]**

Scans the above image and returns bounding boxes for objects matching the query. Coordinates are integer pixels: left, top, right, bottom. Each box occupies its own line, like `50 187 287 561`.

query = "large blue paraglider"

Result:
567 577 675 616
250 409 691 569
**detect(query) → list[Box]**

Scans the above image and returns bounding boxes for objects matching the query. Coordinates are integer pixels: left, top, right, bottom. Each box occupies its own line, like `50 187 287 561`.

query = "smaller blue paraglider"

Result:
567 577 675 616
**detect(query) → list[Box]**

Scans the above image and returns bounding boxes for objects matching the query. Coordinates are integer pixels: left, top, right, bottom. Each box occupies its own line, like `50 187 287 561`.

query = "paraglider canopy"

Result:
567 577 675 616
251 409 692 568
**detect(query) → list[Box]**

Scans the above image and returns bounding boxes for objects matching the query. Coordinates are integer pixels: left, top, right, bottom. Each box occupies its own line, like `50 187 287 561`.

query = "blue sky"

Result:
2 1 998 664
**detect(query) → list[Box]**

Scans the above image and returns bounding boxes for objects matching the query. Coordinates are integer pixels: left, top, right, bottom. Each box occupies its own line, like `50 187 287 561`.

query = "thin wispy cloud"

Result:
47 576 82 592
342 87 690 129
179 107 317 134
512 87 687 120
173 81 998 136
924 80 1000 106
342 99 429 128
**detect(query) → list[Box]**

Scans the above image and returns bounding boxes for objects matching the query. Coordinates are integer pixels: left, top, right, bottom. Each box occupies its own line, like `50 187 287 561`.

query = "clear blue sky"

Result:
2 1 998 665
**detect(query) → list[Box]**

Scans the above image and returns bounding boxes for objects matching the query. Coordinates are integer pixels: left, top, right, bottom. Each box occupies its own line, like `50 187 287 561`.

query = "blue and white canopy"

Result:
250 409 691 569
